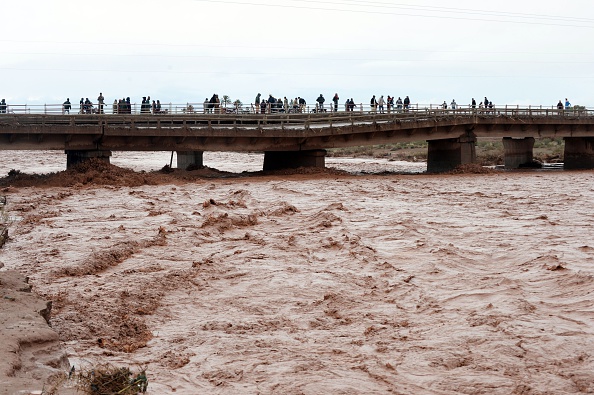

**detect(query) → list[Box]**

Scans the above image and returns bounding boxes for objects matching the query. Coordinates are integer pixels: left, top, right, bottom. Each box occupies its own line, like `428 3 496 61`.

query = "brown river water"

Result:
1 151 593 394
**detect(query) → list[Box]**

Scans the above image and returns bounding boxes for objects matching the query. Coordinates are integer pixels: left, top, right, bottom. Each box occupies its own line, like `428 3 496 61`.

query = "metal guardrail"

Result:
3 107 594 136
0 102 592 118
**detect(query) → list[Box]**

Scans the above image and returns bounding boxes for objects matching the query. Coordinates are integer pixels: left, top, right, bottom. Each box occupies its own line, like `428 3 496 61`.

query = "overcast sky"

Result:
2 0 594 108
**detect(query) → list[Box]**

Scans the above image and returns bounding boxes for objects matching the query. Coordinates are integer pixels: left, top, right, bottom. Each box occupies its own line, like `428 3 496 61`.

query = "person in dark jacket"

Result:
316 94 325 111
403 96 410 112
370 95 377 113
254 93 261 114
298 97 306 113
260 100 267 114
63 98 71 114
348 98 356 112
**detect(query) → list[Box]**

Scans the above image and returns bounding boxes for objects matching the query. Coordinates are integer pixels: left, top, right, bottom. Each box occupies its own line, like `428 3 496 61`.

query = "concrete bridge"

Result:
1 107 594 172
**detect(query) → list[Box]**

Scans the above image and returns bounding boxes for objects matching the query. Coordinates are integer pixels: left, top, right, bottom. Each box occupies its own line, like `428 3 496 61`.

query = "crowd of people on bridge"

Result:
438 97 495 111
0 92 577 116
249 92 414 114
368 95 411 113
60 93 166 115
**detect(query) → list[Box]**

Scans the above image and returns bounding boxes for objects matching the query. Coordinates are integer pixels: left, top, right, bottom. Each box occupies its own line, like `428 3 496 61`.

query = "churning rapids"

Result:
1 150 593 394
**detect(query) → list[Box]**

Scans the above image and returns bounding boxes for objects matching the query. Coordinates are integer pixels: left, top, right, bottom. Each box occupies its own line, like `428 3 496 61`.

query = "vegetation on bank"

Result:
326 138 565 165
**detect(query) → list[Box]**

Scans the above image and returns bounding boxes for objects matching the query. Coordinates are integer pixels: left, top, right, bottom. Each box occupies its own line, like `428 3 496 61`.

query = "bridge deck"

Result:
1 108 593 152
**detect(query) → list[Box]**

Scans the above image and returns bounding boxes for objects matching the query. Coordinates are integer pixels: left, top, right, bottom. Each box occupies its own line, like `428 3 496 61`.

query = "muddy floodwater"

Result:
1 151 594 394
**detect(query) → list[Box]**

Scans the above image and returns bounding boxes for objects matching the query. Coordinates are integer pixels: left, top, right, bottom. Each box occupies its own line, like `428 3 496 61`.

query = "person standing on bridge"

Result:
84 98 92 114
332 93 339 112
471 98 476 108
557 100 564 110
451 99 457 110
565 98 571 110
403 96 410 112
484 97 489 108
299 97 306 113
254 93 261 114
370 95 378 113
97 92 105 114
348 98 356 112
63 98 71 114
378 95 385 114
316 94 325 111
0 99 6 114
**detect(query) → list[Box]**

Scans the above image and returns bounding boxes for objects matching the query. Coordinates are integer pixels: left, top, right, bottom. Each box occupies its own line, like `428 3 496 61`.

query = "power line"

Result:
0 40 592 57
1 66 592 79
332 0 594 24
191 0 594 28
1 51 593 64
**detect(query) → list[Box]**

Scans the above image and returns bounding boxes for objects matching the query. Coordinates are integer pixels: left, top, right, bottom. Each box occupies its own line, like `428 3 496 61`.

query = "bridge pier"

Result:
177 151 204 170
502 137 535 169
263 150 326 171
564 137 594 169
65 150 112 168
427 133 476 173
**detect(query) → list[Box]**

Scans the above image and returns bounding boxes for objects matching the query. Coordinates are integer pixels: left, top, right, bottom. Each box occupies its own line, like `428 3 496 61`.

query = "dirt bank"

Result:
0 271 73 395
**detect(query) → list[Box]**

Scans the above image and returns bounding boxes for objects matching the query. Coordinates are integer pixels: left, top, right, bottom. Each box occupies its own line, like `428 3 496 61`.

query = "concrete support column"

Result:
65 150 112 168
502 137 535 169
427 133 476 173
564 137 594 169
263 149 326 171
176 151 204 170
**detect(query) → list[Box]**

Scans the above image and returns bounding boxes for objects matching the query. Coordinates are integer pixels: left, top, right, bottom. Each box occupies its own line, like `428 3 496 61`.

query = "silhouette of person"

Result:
63 98 71 114
255 93 261 114
370 95 377 113
97 92 104 114
316 94 325 111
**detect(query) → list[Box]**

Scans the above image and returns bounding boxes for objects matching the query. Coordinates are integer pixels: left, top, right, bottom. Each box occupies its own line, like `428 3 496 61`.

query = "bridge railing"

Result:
1 102 593 118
